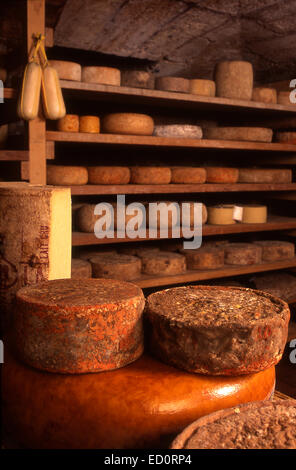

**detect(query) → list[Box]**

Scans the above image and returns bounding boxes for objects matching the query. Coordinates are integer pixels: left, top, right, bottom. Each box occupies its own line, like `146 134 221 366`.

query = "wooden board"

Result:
46 131 296 152
0 150 28 161
60 80 296 116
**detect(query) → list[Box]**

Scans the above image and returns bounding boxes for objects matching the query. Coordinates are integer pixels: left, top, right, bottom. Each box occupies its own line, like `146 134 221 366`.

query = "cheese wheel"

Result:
140 251 186 275
155 76 190 93
87 166 130 184
205 167 239 183
49 60 81 81
153 124 202 139
224 243 262 265
146 285 289 375
238 168 292 183
277 91 294 106
2 351 275 449
13 278 144 374
102 113 154 136
0 67 7 83
240 205 267 224
180 202 208 226
251 272 296 302
275 131 296 144
171 400 296 449
130 166 171 184
171 167 206 184
253 240 295 262
90 254 141 281
57 114 79 132
147 201 179 230
81 66 120 86
47 165 88 185
0 124 8 149
184 245 224 270
71 258 92 278
203 127 273 143
252 87 277 104
79 249 117 261
121 70 155 89
207 205 235 225
0 183 71 325
215 61 253 100
189 79 216 97
79 115 100 133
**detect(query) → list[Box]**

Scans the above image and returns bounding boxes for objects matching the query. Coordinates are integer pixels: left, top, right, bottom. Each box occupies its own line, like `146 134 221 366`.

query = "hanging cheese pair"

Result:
17 41 42 120
41 64 66 120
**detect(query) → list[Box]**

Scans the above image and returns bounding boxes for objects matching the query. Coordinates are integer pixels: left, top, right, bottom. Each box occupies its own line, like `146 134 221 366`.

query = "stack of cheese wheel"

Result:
102 113 154 135
81 66 120 86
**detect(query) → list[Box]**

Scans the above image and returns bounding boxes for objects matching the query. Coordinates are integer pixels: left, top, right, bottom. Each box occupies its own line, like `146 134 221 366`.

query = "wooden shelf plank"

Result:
72 217 296 246
60 80 296 116
0 150 29 161
70 183 296 195
133 258 296 288
46 131 296 152
3 88 16 100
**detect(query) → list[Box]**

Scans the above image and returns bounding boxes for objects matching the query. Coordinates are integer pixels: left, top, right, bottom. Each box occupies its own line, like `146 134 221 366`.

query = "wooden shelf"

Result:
3 88 16 100
72 216 296 246
0 150 28 161
70 183 296 195
133 258 296 289
60 80 296 116
47 131 296 152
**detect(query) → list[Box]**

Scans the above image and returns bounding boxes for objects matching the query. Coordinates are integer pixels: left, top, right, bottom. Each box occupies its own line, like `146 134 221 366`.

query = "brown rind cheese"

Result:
180 202 208 226
140 251 186 275
13 278 145 374
71 258 92 278
81 66 120 86
145 285 290 375
130 166 171 184
189 79 215 97
47 165 88 185
171 167 206 184
102 113 154 136
79 116 100 133
238 168 292 183
57 114 79 132
205 167 239 183
155 76 190 93
215 61 253 100
203 127 273 143
90 254 142 281
49 60 81 81
171 400 296 449
184 246 224 270
253 240 295 261
252 87 277 104
121 70 155 89
87 166 131 184
224 243 262 265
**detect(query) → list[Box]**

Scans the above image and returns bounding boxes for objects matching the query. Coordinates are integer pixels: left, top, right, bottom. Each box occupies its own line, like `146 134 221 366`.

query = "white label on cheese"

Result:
233 205 243 222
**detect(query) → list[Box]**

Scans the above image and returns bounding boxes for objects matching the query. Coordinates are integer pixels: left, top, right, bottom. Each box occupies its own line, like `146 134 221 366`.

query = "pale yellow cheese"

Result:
189 79 216 97
49 60 81 81
81 66 120 86
241 205 267 224
207 205 235 225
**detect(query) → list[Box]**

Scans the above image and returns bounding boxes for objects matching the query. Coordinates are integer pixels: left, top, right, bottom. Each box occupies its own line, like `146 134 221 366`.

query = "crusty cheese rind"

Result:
81 66 120 86
87 166 130 185
205 167 239 183
153 124 202 139
49 60 81 81
79 116 100 133
155 76 190 93
102 113 154 136
130 166 171 184
47 165 88 186
252 87 277 104
71 259 92 278
57 114 79 132
189 79 216 97
171 167 206 184
203 127 273 143
215 61 253 100
238 168 292 183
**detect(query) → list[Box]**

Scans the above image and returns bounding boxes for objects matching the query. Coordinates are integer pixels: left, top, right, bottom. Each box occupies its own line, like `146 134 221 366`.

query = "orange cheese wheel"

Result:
79 116 100 133
206 167 239 183
47 165 88 185
171 167 206 184
130 167 171 184
277 91 294 106
2 350 275 449
87 166 130 184
189 79 216 97
71 258 92 278
155 76 190 93
57 114 79 132
102 113 154 136
49 60 81 81
252 87 277 104
81 66 120 86
275 131 296 144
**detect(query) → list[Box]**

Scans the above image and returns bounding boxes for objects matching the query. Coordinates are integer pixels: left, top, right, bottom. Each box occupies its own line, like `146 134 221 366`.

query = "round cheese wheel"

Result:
275 131 296 144
81 66 120 86
12 278 145 373
224 243 262 265
240 205 267 224
207 205 235 225
203 127 273 143
171 167 206 184
2 351 275 449
184 245 224 270
130 166 171 184
90 254 141 281
140 251 186 275
145 285 289 375
155 76 190 93
102 113 154 136
79 115 100 133
180 202 208 226
253 240 295 262
252 87 277 104
277 91 294 106
153 124 202 139
49 60 81 81
205 167 239 183
121 70 155 89
71 258 92 278
0 67 7 83
238 168 292 183
87 166 130 184
189 79 216 97
0 124 8 149
171 400 296 449
57 114 79 132
215 61 253 100
47 165 88 185
147 201 179 229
